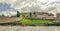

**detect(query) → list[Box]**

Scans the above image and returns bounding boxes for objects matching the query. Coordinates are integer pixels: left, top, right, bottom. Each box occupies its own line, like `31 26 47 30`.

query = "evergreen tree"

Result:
17 11 20 17
2 14 4 16
30 12 32 17
33 12 36 15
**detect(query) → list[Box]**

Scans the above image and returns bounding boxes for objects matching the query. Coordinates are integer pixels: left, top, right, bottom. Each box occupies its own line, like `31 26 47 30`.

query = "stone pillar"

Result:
56 13 59 20
54 13 59 22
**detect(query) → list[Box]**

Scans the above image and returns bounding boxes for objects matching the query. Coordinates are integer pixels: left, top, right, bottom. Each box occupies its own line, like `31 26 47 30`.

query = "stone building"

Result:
21 12 55 20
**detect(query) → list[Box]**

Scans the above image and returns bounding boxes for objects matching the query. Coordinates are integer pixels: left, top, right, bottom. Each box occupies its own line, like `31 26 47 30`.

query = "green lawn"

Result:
7 18 54 25
20 18 54 24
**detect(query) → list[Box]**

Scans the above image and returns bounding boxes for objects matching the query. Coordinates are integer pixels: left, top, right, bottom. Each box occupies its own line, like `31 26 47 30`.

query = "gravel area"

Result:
0 26 59 31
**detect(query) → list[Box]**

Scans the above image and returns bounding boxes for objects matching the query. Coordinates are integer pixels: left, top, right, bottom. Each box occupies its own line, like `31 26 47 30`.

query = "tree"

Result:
33 12 36 15
30 12 32 17
2 14 4 16
17 11 20 17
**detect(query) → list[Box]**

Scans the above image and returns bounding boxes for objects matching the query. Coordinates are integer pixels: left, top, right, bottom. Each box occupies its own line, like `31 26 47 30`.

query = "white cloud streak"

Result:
0 0 60 17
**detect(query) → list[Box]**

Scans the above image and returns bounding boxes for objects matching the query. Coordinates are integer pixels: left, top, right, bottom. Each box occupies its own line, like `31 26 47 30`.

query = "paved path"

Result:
0 26 60 31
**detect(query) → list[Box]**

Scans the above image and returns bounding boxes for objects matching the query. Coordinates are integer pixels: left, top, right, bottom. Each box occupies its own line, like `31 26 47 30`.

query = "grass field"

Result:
6 18 54 25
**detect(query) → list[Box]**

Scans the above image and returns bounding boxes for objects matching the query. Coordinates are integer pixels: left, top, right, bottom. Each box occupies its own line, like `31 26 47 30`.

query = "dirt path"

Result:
0 16 22 23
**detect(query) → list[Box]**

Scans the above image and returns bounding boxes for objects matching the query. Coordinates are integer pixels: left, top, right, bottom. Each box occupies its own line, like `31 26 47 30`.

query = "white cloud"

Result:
0 0 60 17
0 0 17 17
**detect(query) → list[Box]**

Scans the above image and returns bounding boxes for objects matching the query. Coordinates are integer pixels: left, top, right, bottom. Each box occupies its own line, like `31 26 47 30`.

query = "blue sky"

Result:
0 2 14 11
0 2 17 13
0 0 60 17
0 2 17 17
